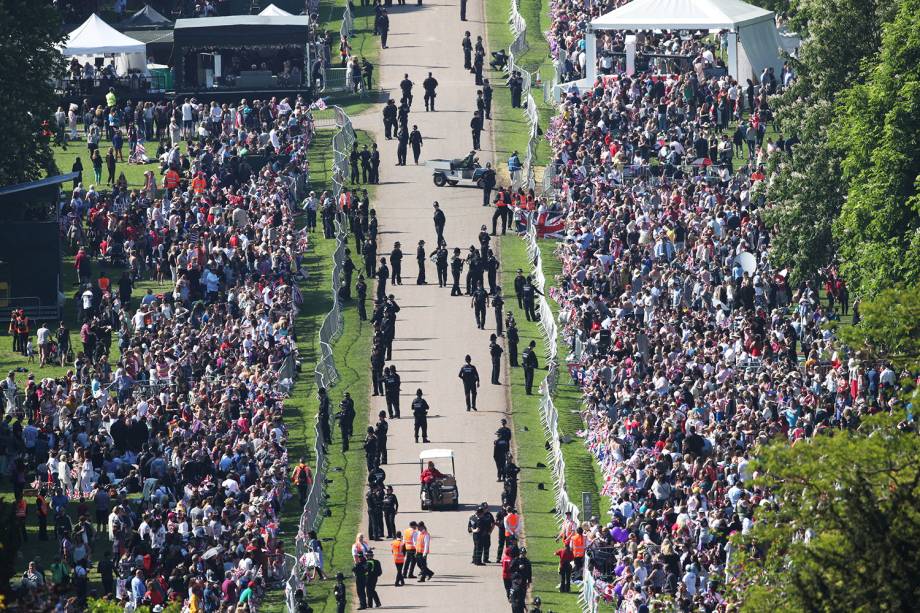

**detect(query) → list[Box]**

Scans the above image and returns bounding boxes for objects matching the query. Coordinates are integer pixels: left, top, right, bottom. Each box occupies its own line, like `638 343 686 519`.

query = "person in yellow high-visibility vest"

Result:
390 533 406 586
413 521 434 581
402 521 418 578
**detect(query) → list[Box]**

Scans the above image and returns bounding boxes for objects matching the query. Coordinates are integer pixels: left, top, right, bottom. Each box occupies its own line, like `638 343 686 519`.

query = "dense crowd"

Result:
3 91 325 612
538 2 911 611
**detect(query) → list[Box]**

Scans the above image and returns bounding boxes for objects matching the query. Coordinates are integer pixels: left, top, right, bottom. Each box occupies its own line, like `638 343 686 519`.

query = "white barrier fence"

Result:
284 106 357 613
506 0 540 191
521 219 597 612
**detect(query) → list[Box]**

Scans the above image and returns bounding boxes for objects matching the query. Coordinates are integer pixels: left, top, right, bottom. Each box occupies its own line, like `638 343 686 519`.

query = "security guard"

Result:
492 288 505 336
376 258 390 302
292 458 313 507
412 389 430 443
465 247 480 295
522 340 539 395
416 240 427 284
458 355 480 411
318 388 332 448
371 344 386 396
383 485 399 539
478 502 496 563
434 242 449 288
486 250 500 295
336 392 356 451
493 429 509 481
375 411 389 465
507 316 519 366
366 482 383 539
462 31 473 70
403 521 419 578
471 281 488 329
468 506 483 564
383 366 401 418
450 248 464 296
391 533 406 586
489 334 503 385
356 276 368 320
390 242 403 284
522 275 542 322
422 72 438 111
513 269 526 309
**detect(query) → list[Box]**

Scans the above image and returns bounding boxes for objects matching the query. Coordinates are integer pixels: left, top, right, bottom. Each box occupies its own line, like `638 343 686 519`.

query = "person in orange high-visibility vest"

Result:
14 495 27 541
402 521 418 578
570 527 586 576
191 172 207 195
292 459 313 507
163 167 180 194
391 533 406 586
413 521 434 581
36 490 50 541
504 507 521 540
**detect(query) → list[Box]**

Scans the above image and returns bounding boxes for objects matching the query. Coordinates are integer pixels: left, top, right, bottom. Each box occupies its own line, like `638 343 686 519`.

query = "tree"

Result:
761 0 896 285
0 0 65 186
831 0 920 296
836 285 920 368
731 414 920 613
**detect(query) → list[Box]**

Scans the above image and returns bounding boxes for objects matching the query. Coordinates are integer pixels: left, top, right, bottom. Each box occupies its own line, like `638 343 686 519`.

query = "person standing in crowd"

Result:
494 419 511 480
383 485 399 539
489 334 503 384
462 32 473 69
416 240 427 284
480 162 496 206
375 411 389 465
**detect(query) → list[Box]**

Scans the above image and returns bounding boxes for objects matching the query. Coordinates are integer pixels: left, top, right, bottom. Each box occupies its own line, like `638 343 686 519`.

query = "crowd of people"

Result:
3 90 330 611
536 0 913 610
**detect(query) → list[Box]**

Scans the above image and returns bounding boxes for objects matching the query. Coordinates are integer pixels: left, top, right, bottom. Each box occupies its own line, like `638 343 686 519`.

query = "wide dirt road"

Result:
350 0 513 610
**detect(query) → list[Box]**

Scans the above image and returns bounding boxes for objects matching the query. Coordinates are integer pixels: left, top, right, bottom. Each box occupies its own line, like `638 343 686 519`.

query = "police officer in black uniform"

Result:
422 72 438 111
318 387 332 448
492 288 505 336
480 162 496 206
471 281 488 329
412 389 430 443
383 485 399 539
383 366 401 417
353 555 369 609
462 32 472 69
433 201 446 246
383 99 398 139
350 145 360 184
375 411 389 465
364 426 379 471
365 550 383 607
489 334 503 385
363 238 377 277
416 240 427 284
434 242 449 288
399 73 414 107
336 392 356 451
389 242 403 285
470 111 483 150
468 506 484 564
396 125 409 166
371 344 386 396
450 247 464 296
522 275 542 322
486 251 500 295
478 225 491 261
409 125 423 164
478 502 496 563
506 315 519 366
360 145 372 183
458 354 480 411
521 340 538 395
375 258 389 302
482 79 493 119
343 250 355 299
494 419 511 480
355 275 367 321
513 269 526 309
465 247 480 295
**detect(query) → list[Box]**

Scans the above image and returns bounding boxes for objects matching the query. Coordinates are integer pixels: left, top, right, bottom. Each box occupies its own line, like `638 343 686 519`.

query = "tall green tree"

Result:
831 0 920 296
0 0 65 186
760 0 895 284
732 414 920 613
837 285 920 369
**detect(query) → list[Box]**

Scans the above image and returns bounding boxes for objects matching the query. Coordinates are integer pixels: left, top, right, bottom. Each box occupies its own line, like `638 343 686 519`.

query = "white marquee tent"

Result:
586 0 785 83
62 13 148 73
259 4 294 16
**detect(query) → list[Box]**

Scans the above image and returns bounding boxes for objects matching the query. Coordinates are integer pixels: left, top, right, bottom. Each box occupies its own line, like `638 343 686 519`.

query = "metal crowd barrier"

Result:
505 0 540 191
284 106 357 612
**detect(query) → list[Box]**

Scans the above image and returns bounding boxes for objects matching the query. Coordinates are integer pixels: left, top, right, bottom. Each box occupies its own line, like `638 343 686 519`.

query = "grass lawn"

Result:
499 236 600 613
483 0 555 182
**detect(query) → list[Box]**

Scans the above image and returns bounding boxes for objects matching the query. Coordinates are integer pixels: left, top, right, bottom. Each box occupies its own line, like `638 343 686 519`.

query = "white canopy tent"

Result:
63 13 148 73
259 4 294 16
585 0 784 84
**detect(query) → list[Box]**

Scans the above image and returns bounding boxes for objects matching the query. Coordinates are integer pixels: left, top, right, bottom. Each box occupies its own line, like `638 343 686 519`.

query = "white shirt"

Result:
182 102 193 121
